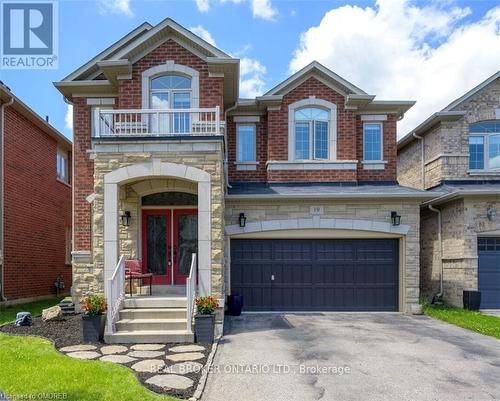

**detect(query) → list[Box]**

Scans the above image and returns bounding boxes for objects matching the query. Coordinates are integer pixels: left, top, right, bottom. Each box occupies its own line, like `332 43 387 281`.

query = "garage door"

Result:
478 237 500 309
230 239 399 312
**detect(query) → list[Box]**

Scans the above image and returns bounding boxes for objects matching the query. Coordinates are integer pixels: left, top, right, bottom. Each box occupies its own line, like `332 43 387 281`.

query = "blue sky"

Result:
1 0 499 139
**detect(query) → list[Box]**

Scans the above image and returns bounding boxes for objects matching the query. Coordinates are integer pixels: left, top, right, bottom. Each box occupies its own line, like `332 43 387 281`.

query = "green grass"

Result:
423 303 500 339
0 333 176 401
0 297 65 325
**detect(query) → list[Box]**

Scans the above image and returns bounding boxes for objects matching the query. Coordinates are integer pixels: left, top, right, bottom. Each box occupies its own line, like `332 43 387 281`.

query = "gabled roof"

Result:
263 61 367 97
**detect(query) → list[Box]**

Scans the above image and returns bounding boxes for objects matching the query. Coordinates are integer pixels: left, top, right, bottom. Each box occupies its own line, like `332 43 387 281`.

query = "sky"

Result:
1 0 499 140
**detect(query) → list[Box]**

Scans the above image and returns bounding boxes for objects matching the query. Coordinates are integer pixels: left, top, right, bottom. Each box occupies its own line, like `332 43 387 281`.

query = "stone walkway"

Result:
59 343 207 395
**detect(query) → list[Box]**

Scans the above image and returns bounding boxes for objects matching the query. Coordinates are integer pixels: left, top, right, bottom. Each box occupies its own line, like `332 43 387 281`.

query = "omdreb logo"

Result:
1 1 58 69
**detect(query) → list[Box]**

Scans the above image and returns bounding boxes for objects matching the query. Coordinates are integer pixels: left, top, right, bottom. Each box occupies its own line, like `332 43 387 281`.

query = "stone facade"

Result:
224 199 421 312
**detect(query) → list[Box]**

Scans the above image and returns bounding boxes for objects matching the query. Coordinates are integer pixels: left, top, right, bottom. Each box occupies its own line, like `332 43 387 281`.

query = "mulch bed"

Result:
0 315 211 399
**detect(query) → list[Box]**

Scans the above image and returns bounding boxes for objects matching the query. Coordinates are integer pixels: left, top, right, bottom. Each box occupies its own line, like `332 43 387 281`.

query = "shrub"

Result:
195 296 219 315
82 294 107 316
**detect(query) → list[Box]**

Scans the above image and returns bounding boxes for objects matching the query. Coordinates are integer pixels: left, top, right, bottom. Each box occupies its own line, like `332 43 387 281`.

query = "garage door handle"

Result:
271 275 275 281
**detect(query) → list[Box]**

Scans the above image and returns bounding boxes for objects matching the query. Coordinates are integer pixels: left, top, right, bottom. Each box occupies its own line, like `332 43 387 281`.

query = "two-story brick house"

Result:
398 71 500 309
0 83 72 304
55 18 432 343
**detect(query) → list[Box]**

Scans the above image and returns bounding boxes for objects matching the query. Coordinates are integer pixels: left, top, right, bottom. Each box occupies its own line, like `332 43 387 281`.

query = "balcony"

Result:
93 106 222 138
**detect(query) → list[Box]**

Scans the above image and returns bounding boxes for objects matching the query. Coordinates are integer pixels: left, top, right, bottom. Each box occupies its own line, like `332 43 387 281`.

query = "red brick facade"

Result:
3 106 71 300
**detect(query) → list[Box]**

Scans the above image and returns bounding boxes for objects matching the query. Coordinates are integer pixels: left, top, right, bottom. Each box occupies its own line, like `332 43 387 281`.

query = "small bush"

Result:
195 296 219 315
81 294 107 316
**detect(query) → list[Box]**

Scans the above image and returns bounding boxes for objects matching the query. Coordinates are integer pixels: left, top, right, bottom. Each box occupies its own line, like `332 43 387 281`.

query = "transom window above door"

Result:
294 107 330 160
469 121 500 171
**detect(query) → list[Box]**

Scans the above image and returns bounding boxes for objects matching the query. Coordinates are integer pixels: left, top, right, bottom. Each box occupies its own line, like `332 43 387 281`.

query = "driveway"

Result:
202 313 500 401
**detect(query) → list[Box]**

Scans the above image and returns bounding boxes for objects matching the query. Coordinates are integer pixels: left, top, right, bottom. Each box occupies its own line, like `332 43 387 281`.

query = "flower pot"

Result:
82 314 105 342
227 294 243 316
194 314 215 344
463 290 481 311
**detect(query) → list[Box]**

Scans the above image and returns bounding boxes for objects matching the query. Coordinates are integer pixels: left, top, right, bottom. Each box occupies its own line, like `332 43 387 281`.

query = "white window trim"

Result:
363 122 384 162
288 97 337 162
469 132 500 172
236 123 257 163
57 148 70 184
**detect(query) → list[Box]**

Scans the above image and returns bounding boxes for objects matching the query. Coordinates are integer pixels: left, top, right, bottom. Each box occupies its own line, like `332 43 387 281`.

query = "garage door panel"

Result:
478 238 500 309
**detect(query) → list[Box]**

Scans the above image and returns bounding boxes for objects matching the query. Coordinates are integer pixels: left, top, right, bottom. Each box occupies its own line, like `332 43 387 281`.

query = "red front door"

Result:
142 208 198 285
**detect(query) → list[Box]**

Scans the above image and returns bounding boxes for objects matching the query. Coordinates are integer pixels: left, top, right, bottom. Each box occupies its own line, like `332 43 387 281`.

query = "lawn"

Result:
0 297 64 325
423 303 500 339
0 299 177 401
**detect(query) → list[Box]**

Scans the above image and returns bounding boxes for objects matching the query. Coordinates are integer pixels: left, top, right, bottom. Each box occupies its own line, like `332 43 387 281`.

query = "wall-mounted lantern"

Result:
121 211 131 227
238 213 247 228
391 211 401 226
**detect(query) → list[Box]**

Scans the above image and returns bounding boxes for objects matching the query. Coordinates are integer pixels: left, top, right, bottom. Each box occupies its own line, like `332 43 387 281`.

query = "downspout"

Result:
223 102 238 193
428 204 443 301
0 95 14 301
412 132 425 189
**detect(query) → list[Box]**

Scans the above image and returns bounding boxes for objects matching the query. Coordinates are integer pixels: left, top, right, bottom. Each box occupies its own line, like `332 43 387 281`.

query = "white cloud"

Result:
190 25 217 46
195 0 210 12
97 0 133 16
289 0 500 135
251 0 277 20
65 105 73 131
240 57 267 98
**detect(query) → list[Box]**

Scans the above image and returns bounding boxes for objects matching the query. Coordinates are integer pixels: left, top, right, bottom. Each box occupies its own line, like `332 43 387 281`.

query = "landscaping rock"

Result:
130 344 165 351
59 344 97 352
131 359 165 373
146 374 194 390
101 345 128 355
42 306 62 321
164 361 203 374
100 355 136 364
66 351 101 360
165 352 204 362
169 345 205 353
128 350 164 358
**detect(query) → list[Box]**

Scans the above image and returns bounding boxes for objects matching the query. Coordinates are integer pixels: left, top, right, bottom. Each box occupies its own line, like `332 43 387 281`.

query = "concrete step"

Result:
120 308 186 320
104 330 194 344
115 318 187 331
123 297 186 309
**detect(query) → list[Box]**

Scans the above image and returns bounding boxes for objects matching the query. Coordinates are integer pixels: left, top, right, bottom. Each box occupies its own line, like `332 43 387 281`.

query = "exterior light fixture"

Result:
487 206 497 221
391 211 401 226
238 213 247 228
121 211 131 227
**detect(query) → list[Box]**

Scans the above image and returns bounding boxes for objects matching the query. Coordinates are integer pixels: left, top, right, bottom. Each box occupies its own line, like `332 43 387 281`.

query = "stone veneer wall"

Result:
224 199 421 312
72 142 225 303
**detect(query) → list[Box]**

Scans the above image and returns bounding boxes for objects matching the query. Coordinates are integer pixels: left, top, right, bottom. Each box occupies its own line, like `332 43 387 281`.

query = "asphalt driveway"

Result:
202 313 500 401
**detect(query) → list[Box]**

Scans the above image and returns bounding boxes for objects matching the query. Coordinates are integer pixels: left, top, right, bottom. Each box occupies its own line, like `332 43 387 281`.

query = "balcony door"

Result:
150 75 191 134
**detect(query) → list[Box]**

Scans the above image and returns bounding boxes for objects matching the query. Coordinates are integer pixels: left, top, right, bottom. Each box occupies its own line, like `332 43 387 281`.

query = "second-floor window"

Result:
469 121 500 171
150 75 191 133
294 107 329 160
57 149 69 183
236 124 256 162
363 123 383 161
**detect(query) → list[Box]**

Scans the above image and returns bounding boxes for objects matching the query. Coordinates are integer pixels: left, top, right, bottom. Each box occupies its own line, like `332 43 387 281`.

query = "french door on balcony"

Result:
142 208 198 285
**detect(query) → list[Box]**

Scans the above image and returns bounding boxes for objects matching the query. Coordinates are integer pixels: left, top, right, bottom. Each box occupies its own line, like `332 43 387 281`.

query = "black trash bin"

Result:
463 290 481 311
227 294 243 316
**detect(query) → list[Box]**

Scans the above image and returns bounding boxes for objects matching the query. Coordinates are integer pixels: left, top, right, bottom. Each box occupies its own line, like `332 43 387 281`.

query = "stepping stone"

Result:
130 344 165 351
131 359 165 373
128 350 165 358
60 344 97 352
146 374 194 390
100 355 136 364
66 351 101 360
101 345 128 355
164 361 203 374
165 352 204 362
169 345 205 353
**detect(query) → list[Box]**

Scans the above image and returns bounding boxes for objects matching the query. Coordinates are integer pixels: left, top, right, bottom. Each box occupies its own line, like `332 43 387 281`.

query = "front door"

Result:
142 208 197 285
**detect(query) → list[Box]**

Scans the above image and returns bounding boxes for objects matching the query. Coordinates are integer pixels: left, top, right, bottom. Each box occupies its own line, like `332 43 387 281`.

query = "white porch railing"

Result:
186 253 197 333
94 107 221 138
106 254 126 335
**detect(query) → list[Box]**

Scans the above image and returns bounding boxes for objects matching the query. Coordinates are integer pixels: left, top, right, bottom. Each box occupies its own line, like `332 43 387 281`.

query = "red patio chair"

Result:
125 259 153 296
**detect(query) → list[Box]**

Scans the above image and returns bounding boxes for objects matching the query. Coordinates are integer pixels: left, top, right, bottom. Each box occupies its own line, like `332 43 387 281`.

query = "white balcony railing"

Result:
94 106 221 138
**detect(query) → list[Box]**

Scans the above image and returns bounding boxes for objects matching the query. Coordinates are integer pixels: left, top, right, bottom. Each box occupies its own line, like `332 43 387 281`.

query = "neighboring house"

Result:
398 71 500 309
0 83 72 304
55 18 431 343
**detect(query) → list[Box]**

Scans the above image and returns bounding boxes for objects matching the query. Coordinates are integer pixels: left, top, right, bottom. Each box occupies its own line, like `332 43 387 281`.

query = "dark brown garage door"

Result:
230 239 399 312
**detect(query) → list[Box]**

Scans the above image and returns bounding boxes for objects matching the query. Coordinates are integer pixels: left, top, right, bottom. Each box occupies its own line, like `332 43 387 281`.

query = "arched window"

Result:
469 121 500 170
294 107 330 160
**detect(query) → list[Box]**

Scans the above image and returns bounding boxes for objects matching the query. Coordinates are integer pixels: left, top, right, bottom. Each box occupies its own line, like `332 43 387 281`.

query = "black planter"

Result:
463 290 481 311
227 294 243 316
82 314 105 342
194 314 215 343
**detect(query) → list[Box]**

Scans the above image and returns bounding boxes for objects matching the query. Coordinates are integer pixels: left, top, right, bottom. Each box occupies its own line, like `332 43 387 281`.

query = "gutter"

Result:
412 132 425 189
0 94 14 301
223 103 238 192
428 204 443 301
225 192 438 201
